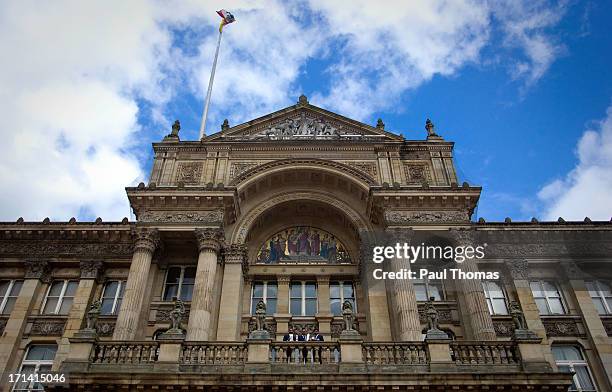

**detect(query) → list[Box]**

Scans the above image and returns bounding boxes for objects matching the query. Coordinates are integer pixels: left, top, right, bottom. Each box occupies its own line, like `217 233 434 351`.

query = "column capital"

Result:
80 260 105 283
449 227 476 245
316 275 330 285
133 228 160 253
24 260 52 283
224 243 247 264
195 228 224 253
277 274 291 284
505 259 529 280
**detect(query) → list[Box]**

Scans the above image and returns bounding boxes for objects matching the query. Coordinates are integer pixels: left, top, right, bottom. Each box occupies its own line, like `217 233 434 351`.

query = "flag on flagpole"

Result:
217 9 236 32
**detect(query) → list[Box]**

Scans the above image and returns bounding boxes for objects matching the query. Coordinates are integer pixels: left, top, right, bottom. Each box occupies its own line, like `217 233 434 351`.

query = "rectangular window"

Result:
12 344 57 391
251 281 277 315
290 281 317 316
414 279 444 301
552 345 597 391
100 280 125 315
585 280 612 315
0 279 23 315
163 266 196 301
330 281 355 316
482 280 508 315
530 280 566 315
42 280 78 315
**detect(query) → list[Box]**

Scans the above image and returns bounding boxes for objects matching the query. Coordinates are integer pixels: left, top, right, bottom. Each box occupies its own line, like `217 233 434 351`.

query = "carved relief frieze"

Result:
175 162 202 184
80 260 104 282
493 319 515 337
384 210 469 224
404 163 431 184
138 210 224 224
344 161 378 179
542 318 584 337
229 162 259 180
29 319 66 336
248 318 277 335
96 320 116 337
24 260 51 283
330 319 360 338
0 242 134 258
418 305 453 323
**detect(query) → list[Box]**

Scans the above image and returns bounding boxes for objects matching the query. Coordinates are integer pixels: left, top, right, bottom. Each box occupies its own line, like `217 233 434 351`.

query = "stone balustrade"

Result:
450 341 520 365
91 341 159 364
362 342 427 365
180 342 248 365
269 342 340 364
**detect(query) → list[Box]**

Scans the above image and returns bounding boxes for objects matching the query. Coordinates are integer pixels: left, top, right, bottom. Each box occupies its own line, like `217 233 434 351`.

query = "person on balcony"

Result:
310 328 324 341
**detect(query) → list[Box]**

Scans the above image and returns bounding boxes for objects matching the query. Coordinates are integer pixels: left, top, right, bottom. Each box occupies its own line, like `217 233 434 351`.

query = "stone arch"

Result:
229 158 377 189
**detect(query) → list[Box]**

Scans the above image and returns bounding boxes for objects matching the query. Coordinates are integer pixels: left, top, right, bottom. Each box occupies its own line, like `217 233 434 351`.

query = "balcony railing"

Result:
450 342 520 365
91 341 159 364
269 342 340 364
362 343 427 365
180 342 248 365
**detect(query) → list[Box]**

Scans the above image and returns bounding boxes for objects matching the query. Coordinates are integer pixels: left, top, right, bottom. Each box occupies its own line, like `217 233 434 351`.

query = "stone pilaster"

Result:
360 234 392 341
452 229 496 340
186 228 223 341
215 243 247 341
274 275 291 341
0 260 50 383
316 276 333 336
113 229 159 341
387 229 422 341
53 261 104 370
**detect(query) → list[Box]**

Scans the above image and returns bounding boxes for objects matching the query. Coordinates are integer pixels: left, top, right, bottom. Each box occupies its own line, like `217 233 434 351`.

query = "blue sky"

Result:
0 1 610 222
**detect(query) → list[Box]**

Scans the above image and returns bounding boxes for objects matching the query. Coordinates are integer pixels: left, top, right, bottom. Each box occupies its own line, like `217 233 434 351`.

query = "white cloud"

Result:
538 105 612 220
0 1 569 221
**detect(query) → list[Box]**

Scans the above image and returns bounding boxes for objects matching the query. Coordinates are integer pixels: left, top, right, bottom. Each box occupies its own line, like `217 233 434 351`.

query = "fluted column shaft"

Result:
387 229 421 341
113 229 159 341
186 228 223 341
453 229 496 341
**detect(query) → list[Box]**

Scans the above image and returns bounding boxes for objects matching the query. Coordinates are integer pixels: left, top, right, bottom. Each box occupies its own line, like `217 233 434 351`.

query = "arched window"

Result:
13 344 57 391
552 345 597 391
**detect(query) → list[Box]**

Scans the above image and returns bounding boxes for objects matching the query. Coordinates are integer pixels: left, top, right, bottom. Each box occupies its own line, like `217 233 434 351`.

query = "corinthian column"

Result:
186 228 223 341
113 229 159 341
387 229 422 341
452 229 496 340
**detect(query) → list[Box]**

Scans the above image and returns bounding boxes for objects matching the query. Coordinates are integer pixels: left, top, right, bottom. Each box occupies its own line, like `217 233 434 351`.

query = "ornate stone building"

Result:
0 95 611 391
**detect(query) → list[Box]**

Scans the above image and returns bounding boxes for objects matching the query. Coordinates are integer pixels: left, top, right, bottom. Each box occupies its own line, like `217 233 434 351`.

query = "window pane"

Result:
26 345 57 360
487 281 504 298
43 298 59 314
166 268 181 284
266 298 277 315
330 282 340 298
251 301 257 315
305 298 317 315
492 298 508 315
330 299 341 316
0 281 9 297
118 281 126 297
290 299 302 315
429 283 443 301
548 298 565 314
64 281 78 297
415 284 428 301
305 282 316 297
585 281 597 296
266 283 278 298
9 280 22 295
180 284 193 301
592 298 606 315
598 281 611 296
1 297 16 314
530 281 543 297
542 281 559 298
48 281 64 296
574 365 595 391
552 346 582 361
103 281 119 298
252 283 264 298
343 283 354 299
101 298 115 315
607 298 612 313
15 364 36 390
290 283 301 298
59 297 73 314
182 267 196 284
115 299 122 313
163 284 179 301
535 298 549 315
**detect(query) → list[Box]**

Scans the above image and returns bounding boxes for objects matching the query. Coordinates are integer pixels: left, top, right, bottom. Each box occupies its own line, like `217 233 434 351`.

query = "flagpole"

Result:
199 29 223 140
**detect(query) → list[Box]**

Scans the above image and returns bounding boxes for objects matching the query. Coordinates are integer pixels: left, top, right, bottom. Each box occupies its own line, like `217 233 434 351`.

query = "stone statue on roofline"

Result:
163 120 181 141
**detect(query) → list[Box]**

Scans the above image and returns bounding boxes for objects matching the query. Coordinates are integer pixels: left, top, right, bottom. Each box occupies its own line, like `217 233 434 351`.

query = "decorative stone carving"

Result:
384 210 469 224
229 162 259 180
249 300 270 339
86 300 102 330
80 260 104 282
404 164 431 185
493 320 516 337
175 162 202 184
425 118 441 138
509 301 528 330
138 210 224 224
418 306 453 323
342 300 355 332
424 298 449 340
248 113 364 140
195 228 224 253
543 319 583 337
24 260 51 283
289 322 319 333
168 299 185 332
505 260 529 280
30 319 65 336
0 242 134 258
331 320 360 338
96 321 115 337
345 162 378 179
156 307 190 324
133 228 160 253
224 243 247 264
248 319 277 335
163 119 180 140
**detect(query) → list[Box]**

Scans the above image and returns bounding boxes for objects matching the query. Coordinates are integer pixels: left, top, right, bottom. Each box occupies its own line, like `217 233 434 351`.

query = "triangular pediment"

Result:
204 101 404 142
